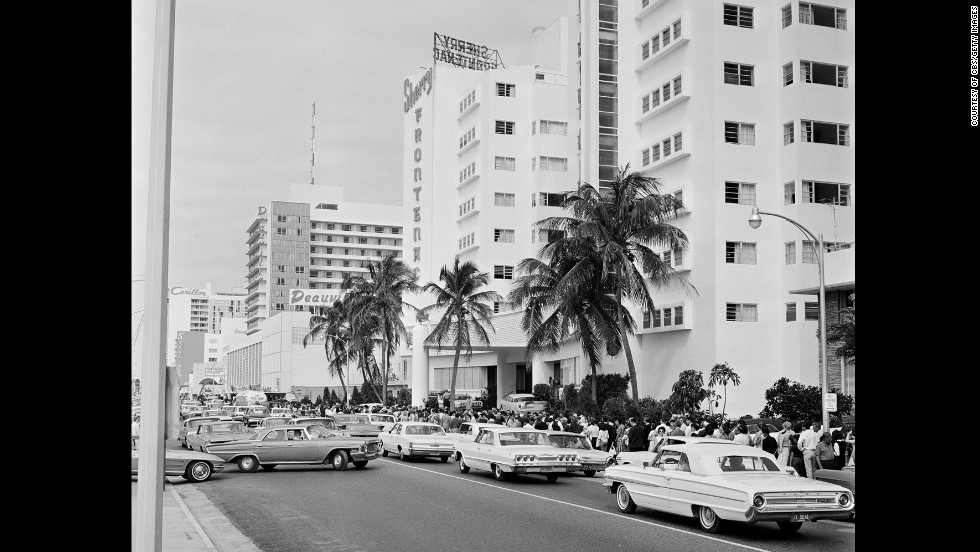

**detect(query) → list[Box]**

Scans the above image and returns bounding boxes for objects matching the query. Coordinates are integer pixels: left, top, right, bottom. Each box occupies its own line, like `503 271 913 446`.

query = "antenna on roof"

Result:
310 102 316 185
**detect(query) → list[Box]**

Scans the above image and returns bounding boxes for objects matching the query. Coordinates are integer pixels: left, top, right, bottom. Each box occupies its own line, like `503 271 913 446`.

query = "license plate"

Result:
792 513 809 522
540 467 555 472
526 467 541 473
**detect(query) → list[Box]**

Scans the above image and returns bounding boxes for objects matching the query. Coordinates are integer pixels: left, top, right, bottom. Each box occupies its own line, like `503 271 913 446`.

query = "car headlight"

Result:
837 493 851 507
360 443 367 452
753 494 765 508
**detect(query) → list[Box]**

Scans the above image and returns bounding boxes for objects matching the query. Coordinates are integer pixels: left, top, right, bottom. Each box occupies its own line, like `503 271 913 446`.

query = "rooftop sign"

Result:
288 289 345 306
433 32 503 71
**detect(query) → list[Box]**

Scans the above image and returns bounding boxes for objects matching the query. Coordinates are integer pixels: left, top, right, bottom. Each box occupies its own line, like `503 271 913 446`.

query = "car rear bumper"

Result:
409 449 453 456
509 464 580 473
746 508 854 522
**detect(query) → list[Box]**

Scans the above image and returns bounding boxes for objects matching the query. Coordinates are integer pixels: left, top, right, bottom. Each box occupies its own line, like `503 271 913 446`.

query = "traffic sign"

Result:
824 393 837 412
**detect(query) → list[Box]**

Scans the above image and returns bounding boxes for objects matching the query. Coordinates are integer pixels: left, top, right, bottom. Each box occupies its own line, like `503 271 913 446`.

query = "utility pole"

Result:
136 0 175 550
310 102 315 185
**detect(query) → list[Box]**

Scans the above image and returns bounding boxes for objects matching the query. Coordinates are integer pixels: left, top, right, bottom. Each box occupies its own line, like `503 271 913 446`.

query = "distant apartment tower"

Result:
243 184 404 335
574 0 855 414
165 283 247 367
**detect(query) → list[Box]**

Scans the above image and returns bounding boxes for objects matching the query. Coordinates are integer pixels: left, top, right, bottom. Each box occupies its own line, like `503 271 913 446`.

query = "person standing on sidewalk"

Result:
815 432 838 470
832 425 847 469
776 421 793 465
788 423 806 476
798 422 822 478
626 418 646 452
760 425 779 456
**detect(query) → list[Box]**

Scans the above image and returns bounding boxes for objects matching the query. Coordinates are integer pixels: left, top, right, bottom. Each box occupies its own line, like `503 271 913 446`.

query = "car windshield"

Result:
263 418 289 426
335 415 370 424
718 455 782 472
188 418 217 428
372 415 395 423
207 423 246 433
249 408 266 414
498 432 549 446
406 425 446 436
548 435 593 449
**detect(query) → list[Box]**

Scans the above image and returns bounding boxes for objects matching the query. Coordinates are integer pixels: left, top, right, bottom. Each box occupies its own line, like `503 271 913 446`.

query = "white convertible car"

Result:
380 422 455 462
603 443 853 534
454 427 580 482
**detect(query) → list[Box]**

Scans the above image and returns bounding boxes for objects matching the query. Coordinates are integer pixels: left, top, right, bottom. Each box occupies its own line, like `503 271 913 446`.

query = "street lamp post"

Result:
748 206 830 434
325 333 352 407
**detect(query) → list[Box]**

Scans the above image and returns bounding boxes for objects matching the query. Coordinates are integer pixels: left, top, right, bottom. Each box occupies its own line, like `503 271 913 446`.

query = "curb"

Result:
166 476 263 552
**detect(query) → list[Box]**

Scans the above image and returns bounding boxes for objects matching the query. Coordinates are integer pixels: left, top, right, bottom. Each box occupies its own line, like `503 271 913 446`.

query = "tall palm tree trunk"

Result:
337 367 348 406
381 337 388 407
722 383 727 416
616 270 641 410
448 334 462 414
590 365 598 407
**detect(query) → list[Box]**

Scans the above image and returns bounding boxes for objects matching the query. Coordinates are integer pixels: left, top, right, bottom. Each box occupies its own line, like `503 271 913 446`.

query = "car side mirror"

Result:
642 461 650 468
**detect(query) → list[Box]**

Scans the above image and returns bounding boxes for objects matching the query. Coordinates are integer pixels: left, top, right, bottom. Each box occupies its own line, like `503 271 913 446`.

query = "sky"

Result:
132 0 573 375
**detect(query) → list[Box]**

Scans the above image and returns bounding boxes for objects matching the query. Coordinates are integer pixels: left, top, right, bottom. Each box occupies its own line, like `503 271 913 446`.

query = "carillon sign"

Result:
433 33 503 71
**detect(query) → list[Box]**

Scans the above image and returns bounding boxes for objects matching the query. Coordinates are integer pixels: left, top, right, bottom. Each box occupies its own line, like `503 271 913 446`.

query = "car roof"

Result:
661 442 769 455
666 436 731 443
544 431 587 437
400 421 441 426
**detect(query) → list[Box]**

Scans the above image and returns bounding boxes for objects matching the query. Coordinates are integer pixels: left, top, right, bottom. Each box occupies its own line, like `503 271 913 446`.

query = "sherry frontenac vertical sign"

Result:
404 67 432 263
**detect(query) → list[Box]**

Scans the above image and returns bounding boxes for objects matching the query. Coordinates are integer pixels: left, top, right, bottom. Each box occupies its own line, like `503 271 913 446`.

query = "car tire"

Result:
777 521 803 533
352 461 368 469
440 455 450 463
583 470 596 477
546 474 559 483
492 464 507 481
458 456 470 474
615 484 637 513
186 461 213 482
331 451 349 471
381 448 389 457
261 464 277 470
399 449 409 461
698 506 723 534
237 456 259 473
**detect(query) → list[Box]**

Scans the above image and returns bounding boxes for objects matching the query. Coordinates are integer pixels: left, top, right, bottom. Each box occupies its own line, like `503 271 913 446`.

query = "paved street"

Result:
173 455 854 552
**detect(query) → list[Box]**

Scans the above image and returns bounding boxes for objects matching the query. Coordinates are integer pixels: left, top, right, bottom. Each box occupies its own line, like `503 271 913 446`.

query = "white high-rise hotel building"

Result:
402 0 855 416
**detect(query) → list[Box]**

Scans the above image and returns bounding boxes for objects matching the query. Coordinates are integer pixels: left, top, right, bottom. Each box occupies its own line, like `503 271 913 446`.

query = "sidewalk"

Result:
131 441 262 551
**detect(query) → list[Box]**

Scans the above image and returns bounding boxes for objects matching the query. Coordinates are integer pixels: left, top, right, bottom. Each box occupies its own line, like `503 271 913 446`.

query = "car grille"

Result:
366 442 380 453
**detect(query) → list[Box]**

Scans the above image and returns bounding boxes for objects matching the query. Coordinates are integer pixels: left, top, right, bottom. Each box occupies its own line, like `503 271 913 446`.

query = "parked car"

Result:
183 405 206 419
603 443 854 534
367 413 396 433
815 465 855 519
242 405 270 427
202 409 229 419
332 413 386 437
229 406 250 422
257 417 293 428
446 422 501 442
131 438 225 482
616 436 799 477
453 427 580 483
381 422 454 462
186 421 256 452
498 393 549 414
287 417 342 430
269 407 292 418
179 416 222 448
615 436 731 466
544 431 614 477
204 425 382 472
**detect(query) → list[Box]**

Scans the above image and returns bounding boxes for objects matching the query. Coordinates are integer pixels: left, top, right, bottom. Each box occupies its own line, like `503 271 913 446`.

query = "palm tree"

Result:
420 259 502 413
508 241 624 408
343 254 419 405
707 362 741 416
302 301 353 405
536 166 695 409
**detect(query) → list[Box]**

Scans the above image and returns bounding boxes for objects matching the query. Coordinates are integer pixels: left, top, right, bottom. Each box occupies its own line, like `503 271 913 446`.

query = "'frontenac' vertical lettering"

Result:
413 247 421 261
413 207 420 222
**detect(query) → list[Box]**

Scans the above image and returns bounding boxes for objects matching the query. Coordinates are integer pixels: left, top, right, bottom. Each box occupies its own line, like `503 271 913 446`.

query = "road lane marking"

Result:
379 460 773 552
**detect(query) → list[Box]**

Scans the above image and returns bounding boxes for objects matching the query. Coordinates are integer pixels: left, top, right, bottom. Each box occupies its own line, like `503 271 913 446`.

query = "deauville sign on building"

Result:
288 289 345 306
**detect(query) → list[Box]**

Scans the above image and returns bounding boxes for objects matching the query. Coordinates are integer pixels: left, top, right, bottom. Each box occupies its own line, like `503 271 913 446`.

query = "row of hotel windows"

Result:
466 156 570 174
642 306 684 329
309 222 400 234
715 302 823 323
275 214 306 223
311 235 403 245
459 198 476 217
310 252 394 266
720 240 851 266
459 228 567 250
719 120 850 147
459 120 567 148
723 180 851 207
636 2 846 31
456 192 568 214
310 246 402 256
458 82 515 114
